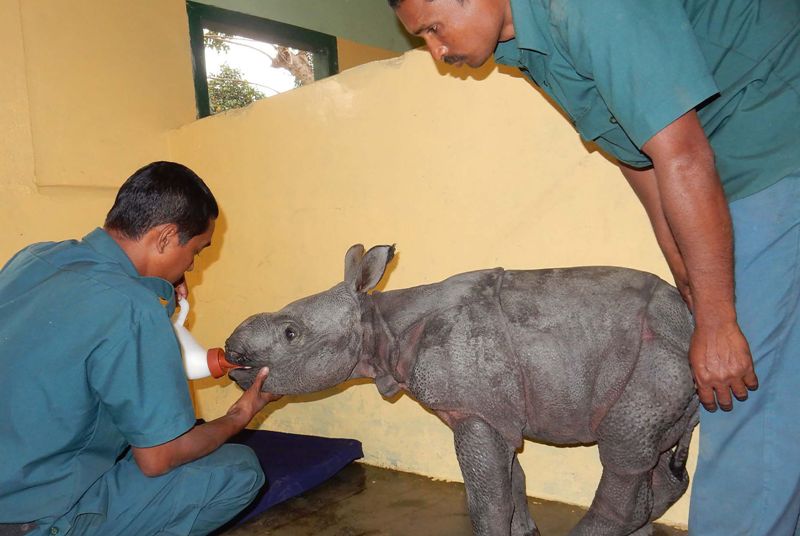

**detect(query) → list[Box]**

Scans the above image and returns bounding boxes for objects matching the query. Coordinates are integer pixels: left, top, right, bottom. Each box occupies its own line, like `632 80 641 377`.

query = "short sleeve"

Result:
87 303 195 447
559 0 719 148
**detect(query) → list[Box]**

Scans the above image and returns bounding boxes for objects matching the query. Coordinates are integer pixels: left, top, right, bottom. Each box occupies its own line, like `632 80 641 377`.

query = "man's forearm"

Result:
132 412 249 477
620 164 693 308
651 149 736 325
641 111 736 324
170 413 249 466
132 367 276 476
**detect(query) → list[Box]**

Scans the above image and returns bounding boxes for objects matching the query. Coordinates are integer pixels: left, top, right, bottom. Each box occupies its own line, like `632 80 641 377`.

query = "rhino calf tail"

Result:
669 400 700 478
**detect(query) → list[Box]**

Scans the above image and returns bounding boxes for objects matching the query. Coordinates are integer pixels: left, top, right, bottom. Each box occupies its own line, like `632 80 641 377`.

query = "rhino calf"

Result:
226 245 698 536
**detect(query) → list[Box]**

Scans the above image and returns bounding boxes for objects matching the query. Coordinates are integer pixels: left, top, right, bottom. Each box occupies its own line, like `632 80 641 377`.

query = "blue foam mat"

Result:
222 428 364 527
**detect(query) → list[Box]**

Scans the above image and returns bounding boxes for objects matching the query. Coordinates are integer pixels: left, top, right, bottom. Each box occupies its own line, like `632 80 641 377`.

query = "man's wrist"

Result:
686 282 736 325
224 406 252 431
692 305 737 328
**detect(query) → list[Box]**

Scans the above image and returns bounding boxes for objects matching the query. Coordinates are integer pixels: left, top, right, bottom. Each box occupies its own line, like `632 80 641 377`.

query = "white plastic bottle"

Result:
173 298 241 379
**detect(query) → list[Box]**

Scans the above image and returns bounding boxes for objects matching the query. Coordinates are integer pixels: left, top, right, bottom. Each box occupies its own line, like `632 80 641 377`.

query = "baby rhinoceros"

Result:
226 245 698 536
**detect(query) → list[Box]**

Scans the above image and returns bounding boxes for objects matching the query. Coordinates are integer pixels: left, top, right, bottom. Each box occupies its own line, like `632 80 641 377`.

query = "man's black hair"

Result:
105 161 219 244
389 0 464 9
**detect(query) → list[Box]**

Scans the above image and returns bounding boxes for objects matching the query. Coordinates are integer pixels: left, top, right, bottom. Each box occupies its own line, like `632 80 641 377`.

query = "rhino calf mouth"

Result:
224 347 249 365
228 367 257 389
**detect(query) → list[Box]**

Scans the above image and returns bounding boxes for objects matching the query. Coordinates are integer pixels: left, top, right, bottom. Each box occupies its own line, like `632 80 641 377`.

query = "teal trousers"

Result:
34 443 264 536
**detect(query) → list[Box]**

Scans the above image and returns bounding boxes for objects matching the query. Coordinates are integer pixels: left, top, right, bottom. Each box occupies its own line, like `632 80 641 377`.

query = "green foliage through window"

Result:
207 64 266 114
187 2 338 118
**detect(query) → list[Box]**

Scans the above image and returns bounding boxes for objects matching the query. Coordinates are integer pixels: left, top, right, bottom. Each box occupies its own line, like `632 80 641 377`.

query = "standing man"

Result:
0 161 279 535
390 0 799 534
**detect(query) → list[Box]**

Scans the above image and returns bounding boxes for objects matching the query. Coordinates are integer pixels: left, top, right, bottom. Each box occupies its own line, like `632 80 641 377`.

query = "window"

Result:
186 2 338 118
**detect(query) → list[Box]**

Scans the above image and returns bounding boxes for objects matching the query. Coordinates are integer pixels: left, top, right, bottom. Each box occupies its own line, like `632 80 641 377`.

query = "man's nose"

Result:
424 38 447 62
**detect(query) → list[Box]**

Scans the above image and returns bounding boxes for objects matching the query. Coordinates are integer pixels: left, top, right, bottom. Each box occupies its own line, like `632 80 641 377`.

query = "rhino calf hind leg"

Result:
612 446 689 536
454 416 533 536
568 465 654 536
627 524 655 536
511 455 540 536
649 408 698 523
648 447 690 522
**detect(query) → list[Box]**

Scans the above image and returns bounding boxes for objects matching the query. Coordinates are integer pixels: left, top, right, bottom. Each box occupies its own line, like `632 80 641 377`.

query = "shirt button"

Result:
609 116 618 124
50 529 59 535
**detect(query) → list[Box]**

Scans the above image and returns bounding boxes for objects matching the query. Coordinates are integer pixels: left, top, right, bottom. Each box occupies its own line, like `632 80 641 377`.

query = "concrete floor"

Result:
222 463 688 536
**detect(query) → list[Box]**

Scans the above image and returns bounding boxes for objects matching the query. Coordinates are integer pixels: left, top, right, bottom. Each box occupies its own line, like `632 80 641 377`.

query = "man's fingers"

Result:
731 390 748 402
174 278 188 301
262 392 283 404
744 370 759 391
696 384 717 412
249 367 270 391
715 387 734 412
700 376 756 413
730 378 750 401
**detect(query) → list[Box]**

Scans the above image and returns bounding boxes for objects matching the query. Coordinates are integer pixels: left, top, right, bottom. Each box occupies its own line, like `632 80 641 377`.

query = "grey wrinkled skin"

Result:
227 245 698 536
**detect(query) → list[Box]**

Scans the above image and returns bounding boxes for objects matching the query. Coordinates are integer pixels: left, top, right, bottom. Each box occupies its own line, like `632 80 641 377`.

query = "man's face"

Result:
154 219 215 285
395 0 512 68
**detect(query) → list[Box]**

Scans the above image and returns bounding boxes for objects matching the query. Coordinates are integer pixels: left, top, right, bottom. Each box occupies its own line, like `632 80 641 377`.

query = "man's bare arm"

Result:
132 367 281 477
620 164 693 310
634 110 757 411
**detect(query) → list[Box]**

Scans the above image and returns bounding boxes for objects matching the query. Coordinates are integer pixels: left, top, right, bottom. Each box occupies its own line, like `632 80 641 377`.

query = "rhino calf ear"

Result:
353 245 395 293
345 244 366 286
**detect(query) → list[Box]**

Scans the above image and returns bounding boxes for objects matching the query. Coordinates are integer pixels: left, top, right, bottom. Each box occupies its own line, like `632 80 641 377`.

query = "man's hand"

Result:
690 321 758 412
226 367 283 427
174 277 188 301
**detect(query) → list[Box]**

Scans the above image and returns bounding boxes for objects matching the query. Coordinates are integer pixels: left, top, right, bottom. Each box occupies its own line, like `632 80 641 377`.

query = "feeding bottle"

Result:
173 298 242 379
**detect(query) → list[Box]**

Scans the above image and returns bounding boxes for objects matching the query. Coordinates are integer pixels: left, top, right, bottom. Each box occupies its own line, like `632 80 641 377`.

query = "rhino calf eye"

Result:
284 327 297 341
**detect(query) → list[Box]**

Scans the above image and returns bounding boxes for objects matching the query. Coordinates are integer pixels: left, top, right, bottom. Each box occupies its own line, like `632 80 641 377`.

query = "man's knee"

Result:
217 443 264 501
193 443 265 507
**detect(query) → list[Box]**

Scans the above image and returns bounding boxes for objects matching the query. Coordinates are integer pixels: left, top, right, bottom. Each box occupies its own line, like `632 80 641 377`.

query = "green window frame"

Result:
186 1 339 118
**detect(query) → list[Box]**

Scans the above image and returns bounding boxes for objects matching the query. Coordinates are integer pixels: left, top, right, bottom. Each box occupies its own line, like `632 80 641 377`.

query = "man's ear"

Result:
155 224 179 254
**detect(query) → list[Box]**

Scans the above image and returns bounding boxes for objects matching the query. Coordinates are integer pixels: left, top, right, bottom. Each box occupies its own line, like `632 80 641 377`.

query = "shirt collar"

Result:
494 0 551 64
82 227 177 314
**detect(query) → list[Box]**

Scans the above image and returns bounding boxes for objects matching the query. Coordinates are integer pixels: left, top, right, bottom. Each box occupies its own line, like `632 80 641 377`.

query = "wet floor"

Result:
221 463 688 536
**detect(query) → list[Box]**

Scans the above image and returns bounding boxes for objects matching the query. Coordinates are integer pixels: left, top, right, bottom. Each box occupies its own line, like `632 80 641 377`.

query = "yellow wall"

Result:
0 0 694 527
338 38 401 72
16 0 196 189
0 0 196 261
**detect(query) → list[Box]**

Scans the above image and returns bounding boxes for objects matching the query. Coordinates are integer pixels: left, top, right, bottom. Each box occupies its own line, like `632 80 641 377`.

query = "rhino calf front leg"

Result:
454 416 537 536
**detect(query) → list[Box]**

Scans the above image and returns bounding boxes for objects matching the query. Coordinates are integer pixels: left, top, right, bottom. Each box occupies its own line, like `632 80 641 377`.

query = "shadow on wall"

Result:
430 54 530 83
433 55 624 169
184 208 228 327
247 377 379 430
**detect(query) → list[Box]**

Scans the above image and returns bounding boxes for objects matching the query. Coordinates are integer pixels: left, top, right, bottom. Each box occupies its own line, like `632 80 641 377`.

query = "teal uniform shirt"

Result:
0 228 196 523
494 0 800 201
